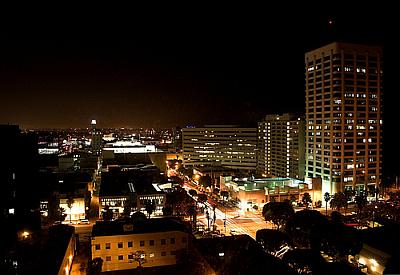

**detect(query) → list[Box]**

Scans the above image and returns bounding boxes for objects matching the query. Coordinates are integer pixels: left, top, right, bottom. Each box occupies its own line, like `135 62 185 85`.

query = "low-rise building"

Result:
91 218 190 272
220 176 321 210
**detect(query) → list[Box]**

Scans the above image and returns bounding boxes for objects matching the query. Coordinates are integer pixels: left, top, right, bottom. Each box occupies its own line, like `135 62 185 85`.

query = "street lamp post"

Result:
223 210 227 233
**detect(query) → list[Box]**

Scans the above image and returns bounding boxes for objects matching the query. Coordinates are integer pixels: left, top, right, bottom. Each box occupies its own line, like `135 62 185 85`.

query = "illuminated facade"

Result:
220 176 320 209
60 197 85 222
91 119 103 155
257 113 305 179
305 42 383 195
91 219 189 272
182 126 257 171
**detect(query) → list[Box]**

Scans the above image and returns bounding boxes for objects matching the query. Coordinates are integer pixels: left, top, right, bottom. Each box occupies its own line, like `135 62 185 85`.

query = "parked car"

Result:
80 219 90 224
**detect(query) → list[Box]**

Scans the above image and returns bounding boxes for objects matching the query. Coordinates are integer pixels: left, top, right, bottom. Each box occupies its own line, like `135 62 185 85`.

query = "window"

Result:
118 255 123 261
149 240 154 246
128 241 133 248
95 244 100 250
118 242 123 248
161 239 166 245
106 256 111 261
161 251 166 256
149 253 155 258
170 238 175 244
140 241 145 247
128 254 133 260
106 243 111 250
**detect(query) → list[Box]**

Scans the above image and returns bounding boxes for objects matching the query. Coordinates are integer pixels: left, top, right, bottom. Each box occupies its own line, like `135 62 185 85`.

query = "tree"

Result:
262 201 295 231
282 249 326 275
145 200 156 219
66 196 75 223
187 204 197 228
324 192 330 216
355 193 367 219
102 205 114 221
256 229 293 258
221 190 229 201
197 193 208 205
131 211 147 225
321 222 362 262
188 189 197 197
301 192 312 209
330 192 348 213
87 257 103 275
285 210 329 249
199 175 213 191
129 251 147 269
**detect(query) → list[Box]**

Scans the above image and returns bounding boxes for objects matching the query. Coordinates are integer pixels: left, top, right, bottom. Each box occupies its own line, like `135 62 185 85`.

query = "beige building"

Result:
182 125 257 171
91 219 189 272
305 42 383 195
257 113 305 179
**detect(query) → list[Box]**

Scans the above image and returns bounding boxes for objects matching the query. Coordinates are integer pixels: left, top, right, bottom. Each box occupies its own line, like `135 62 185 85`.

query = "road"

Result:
182 178 271 239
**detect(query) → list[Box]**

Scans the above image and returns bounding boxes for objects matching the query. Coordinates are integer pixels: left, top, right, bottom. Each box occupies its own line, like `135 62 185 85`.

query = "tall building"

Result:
91 119 103 155
257 113 305 179
182 125 257 171
305 42 383 195
0 125 40 232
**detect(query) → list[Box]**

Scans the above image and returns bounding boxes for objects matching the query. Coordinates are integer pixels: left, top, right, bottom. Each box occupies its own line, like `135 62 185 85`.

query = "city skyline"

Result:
1 8 399 176
0 9 393 129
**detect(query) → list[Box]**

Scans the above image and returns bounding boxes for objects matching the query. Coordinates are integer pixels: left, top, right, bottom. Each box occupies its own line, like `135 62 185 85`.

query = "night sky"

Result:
0 7 398 173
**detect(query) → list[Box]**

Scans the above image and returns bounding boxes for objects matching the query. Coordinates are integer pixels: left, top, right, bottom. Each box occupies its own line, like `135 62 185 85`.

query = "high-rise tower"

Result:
257 113 305 179
305 42 383 195
91 119 103 155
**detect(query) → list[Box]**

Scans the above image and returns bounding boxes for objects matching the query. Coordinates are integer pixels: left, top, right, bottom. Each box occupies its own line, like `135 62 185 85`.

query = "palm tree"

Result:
66 197 75 223
301 193 312 209
324 192 330 216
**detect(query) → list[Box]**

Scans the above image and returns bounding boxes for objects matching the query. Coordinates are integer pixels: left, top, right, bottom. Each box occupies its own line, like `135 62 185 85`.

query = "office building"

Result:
91 218 189 272
182 125 257 171
305 42 383 195
91 119 103 155
257 113 305 179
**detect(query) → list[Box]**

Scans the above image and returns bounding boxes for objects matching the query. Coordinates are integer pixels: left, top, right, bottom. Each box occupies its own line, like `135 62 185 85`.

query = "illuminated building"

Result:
305 42 383 195
99 166 166 219
257 113 305 179
91 218 189 272
182 125 257 171
91 119 103 155
220 176 319 209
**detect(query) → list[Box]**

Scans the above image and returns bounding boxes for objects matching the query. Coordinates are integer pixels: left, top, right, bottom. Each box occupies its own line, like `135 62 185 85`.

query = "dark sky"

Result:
0 7 393 128
0 6 398 175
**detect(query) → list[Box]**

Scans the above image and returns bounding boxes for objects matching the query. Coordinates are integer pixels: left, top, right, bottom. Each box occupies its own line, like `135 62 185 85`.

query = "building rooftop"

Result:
99 167 164 197
92 218 188 237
